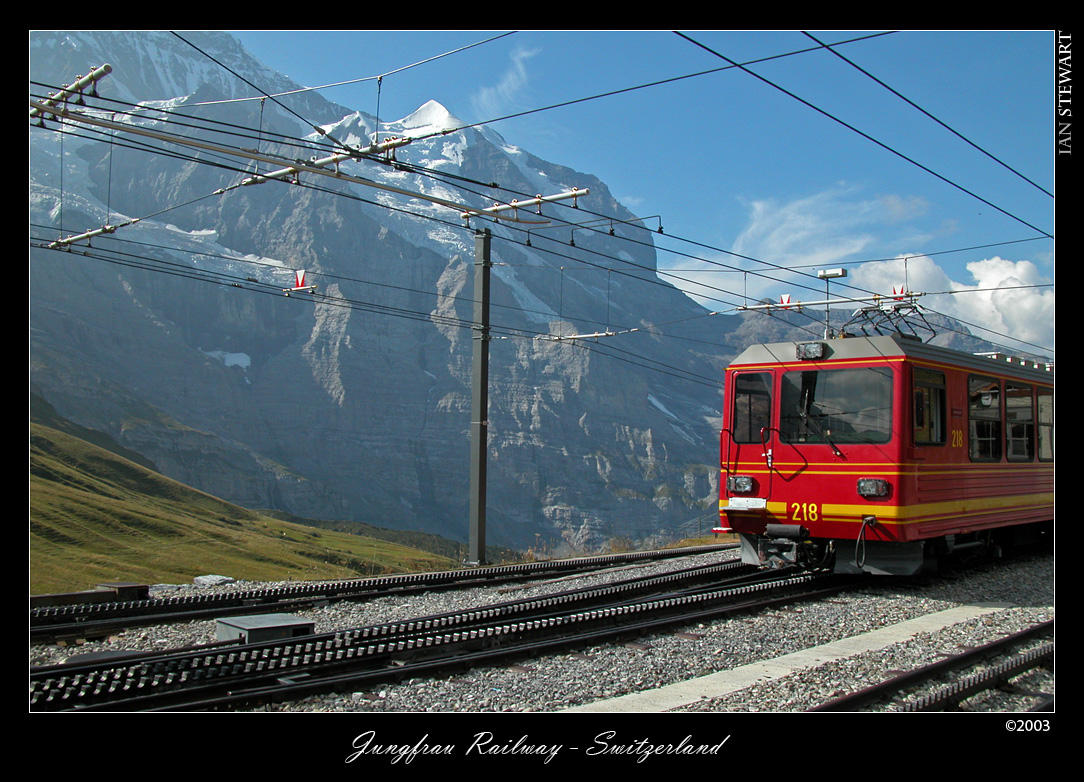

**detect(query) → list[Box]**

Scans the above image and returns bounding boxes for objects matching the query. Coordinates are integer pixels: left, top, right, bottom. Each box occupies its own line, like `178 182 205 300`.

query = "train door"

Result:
722 370 774 505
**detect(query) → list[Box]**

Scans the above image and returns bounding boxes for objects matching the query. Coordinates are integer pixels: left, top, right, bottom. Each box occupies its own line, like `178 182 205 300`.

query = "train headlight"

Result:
727 475 755 493
796 342 826 360
857 478 890 498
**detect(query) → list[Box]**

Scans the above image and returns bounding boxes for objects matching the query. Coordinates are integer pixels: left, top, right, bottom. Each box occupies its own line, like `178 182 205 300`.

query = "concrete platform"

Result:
560 603 1020 713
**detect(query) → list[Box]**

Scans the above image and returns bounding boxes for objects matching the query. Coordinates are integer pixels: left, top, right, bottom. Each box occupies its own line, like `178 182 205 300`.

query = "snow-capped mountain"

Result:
30 31 737 551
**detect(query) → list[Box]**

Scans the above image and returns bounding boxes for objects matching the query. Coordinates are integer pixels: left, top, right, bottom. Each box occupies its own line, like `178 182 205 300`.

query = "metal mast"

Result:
467 229 491 566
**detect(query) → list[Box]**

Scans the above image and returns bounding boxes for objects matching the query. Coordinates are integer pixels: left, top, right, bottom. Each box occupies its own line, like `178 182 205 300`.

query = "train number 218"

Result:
790 502 819 522
951 429 965 448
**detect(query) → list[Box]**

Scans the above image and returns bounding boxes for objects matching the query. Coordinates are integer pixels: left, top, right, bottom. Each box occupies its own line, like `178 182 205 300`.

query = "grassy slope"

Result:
29 421 460 594
259 510 521 564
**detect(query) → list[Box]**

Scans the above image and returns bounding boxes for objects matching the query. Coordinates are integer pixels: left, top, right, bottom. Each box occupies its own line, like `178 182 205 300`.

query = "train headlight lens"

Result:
857 478 890 498
796 342 826 360
727 475 754 493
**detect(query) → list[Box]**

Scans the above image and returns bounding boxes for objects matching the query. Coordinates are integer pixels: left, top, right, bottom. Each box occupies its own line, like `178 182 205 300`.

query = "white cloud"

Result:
879 194 929 223
663 187 916 307
732 187 888 267
470 46 540 119
846 254 950 301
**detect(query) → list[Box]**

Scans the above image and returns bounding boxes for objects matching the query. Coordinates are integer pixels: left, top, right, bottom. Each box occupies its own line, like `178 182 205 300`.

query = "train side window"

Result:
913 368 945 445
732 372 773 443
968 375 1002 461
1005 382 1034 461
1037 387 1053 462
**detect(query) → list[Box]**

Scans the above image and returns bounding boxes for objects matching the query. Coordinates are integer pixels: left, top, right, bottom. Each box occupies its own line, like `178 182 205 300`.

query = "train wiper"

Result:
798 409 844 459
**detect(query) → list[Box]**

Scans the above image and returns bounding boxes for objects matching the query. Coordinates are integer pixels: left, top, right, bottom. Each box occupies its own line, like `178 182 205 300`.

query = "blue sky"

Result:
231 30 1058 356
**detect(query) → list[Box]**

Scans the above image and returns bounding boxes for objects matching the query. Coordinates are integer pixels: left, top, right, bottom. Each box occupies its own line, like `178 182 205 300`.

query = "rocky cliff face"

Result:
30 31 741 550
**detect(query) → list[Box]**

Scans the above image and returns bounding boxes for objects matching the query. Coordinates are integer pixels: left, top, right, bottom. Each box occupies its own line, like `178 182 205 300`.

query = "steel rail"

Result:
809 620 1054 712
898 641 1054 712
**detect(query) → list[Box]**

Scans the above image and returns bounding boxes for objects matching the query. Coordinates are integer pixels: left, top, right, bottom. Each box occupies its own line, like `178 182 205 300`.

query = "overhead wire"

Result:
31 78 757 362
800 31 1053 199
30 80 323 157
38 35 1046 325
23 44 928 423
30 234 726 389
32 124 778 356
354 137 1056 358
305 74 1051 352
39 30 1054 271
169 31 357 156
425 105 1054 354
30 94 1029 355
672 30 1053 240
33 31 1053 359
403 31 898 144
658 235 1051 275
30 126 1037 361
184 32 518 107
32 94 761 323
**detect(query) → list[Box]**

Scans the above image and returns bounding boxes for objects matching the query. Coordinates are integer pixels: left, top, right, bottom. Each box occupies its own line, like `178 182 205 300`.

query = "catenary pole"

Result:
467 228 491 566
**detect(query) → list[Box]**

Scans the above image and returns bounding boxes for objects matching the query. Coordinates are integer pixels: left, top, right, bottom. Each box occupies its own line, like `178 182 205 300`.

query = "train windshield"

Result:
779 367 893 444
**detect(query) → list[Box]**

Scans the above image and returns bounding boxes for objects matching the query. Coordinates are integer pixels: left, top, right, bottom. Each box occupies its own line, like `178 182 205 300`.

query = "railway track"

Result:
30 544 731 644
31 561 853 712
810 620 1054 712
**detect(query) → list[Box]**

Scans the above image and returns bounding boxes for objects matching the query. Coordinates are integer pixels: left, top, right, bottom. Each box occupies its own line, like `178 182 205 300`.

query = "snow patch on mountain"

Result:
201 349 251 369
495 265 558 324
396 100 464 135
648 394 677 419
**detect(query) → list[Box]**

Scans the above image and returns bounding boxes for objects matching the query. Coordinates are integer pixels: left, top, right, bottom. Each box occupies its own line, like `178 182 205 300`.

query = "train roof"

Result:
728 334 1054 384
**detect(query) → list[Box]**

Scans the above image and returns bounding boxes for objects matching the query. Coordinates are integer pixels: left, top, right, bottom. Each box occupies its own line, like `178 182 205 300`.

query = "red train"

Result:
717 334 1053 575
